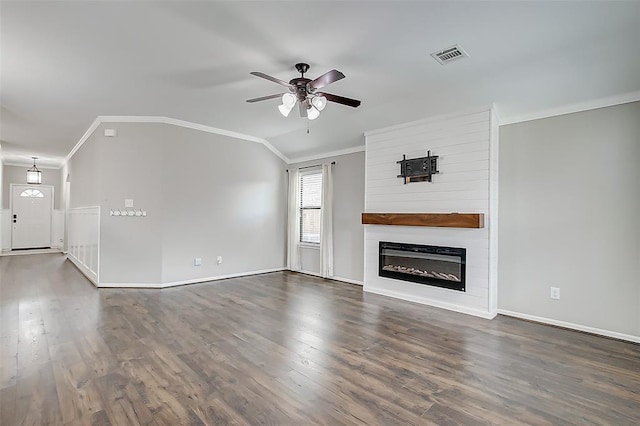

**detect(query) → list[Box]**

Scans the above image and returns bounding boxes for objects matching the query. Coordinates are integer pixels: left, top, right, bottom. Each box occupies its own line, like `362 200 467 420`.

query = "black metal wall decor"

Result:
397 150 439 184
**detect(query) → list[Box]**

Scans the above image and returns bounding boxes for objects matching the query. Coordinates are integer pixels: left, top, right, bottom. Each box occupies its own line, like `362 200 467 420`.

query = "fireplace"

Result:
379 241 466 291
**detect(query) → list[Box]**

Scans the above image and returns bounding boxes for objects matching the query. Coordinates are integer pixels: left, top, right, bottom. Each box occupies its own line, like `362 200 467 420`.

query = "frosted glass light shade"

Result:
307 106 320 120
282 93 296 108
27 169 42 184
278 103 293 117
311 95 327 111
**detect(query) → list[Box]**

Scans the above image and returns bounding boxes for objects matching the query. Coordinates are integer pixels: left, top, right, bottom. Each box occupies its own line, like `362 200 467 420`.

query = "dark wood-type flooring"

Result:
1 254 639 425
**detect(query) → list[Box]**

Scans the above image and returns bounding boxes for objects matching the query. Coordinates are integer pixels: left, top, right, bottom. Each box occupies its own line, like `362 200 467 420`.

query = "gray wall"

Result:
97 123 164 284
160 124 287 283
67 129 103 209
66 121 287 285
499 101 640 337
2 164 62 209
291 151 365 283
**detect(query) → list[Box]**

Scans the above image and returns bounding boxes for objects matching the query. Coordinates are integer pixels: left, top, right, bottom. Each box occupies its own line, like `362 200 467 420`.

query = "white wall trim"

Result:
1 162 62 169
332 276 364 286
288 145 365 164
0 248 62 257
297 269 323 278
65 117 102 163
291 270 364 286
499 90 640 126
67 253 99 287
64 116 290 164
365 286 497 320
498 309 640 344
97 267 286 288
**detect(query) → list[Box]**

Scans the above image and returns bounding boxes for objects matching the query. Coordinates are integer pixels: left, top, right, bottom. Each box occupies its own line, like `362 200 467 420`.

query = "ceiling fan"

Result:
246 63 361 120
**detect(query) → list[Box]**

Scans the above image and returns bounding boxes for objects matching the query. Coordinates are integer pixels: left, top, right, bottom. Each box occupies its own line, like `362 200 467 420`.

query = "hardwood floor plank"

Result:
0 384 17 425
1 253 639 425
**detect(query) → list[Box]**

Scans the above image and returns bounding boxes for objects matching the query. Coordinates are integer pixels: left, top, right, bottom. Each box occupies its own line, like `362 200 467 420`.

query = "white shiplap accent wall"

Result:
364 108 498 318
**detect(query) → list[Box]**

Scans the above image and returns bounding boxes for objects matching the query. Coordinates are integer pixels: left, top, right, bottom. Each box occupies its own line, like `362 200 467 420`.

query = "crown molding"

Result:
288 145 365 164
1 161 61 169
65 117 102 163
499 90 640 126
65 116 290 164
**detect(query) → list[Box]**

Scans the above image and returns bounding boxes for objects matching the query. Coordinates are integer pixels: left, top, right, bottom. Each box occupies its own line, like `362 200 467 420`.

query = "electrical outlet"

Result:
216 256 222 265
550 287 560 300
194 258 202 266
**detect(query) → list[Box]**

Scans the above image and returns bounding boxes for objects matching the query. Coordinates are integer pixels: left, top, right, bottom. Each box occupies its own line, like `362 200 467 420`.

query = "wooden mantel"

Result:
361 213 484 229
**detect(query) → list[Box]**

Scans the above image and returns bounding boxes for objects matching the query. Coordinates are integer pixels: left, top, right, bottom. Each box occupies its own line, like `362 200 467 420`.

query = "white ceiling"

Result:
2 1 639 166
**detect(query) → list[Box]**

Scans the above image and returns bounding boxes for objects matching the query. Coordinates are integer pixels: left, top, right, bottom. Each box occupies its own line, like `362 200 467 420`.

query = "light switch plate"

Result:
124 199 134 208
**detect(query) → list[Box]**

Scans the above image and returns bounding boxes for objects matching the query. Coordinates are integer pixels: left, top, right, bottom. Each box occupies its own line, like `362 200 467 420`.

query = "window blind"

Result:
299 172 323 244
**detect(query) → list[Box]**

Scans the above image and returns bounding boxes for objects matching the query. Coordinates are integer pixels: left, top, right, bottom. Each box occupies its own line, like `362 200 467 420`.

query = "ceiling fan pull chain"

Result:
307 120 310 134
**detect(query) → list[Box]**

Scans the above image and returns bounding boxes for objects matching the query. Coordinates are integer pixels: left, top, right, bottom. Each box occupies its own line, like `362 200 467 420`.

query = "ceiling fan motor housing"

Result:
290 77 312 104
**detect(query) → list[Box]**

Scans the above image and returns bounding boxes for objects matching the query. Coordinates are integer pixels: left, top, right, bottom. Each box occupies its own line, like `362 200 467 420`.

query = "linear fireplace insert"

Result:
379 241 466 291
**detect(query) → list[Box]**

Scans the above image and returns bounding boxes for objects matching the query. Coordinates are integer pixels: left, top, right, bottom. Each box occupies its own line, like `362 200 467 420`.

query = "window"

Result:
299 171 322 244
20 189 44 198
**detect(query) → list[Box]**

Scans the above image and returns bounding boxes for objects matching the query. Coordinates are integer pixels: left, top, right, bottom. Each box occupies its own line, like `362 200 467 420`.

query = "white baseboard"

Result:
297 269 322 278
294 270 364 286
0 248 62 257
365 286 496 319
332 276 364 286
498 309 640 344
67 254 99 287
98 267 287 289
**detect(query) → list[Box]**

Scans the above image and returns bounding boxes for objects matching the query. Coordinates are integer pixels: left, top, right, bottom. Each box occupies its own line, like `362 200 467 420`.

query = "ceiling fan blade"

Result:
250 72 294 90
246 93 285 103
307 69 345 91
320 92 361 108
299 100 308 118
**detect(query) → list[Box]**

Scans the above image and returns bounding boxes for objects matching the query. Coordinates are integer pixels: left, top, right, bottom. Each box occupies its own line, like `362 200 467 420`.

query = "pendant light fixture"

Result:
26 157 42 184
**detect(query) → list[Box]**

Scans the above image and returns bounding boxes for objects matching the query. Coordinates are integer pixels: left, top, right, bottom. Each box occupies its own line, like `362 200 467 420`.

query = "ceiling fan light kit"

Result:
247 63 361 121
307 105 320 120
311 95 327 111
278 103 293 117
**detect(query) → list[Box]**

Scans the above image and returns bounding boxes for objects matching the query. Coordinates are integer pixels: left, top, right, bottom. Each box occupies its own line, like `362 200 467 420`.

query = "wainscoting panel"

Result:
67 206 100 284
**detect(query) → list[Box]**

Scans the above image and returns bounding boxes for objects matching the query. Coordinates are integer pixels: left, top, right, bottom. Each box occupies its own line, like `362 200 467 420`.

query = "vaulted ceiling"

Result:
2 1 639 166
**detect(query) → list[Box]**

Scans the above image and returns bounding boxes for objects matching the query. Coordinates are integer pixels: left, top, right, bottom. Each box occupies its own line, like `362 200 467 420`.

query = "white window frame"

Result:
298 168 323 247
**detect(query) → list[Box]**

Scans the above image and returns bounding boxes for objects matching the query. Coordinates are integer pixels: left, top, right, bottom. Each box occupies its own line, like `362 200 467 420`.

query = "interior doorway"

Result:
10 184 53 250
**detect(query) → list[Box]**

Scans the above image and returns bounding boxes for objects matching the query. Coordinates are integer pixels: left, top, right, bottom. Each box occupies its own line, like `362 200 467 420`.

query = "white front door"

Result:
11 185 53 249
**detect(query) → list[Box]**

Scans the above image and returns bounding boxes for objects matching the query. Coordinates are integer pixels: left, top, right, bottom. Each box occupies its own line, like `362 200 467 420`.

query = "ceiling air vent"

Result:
431 44 468 65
